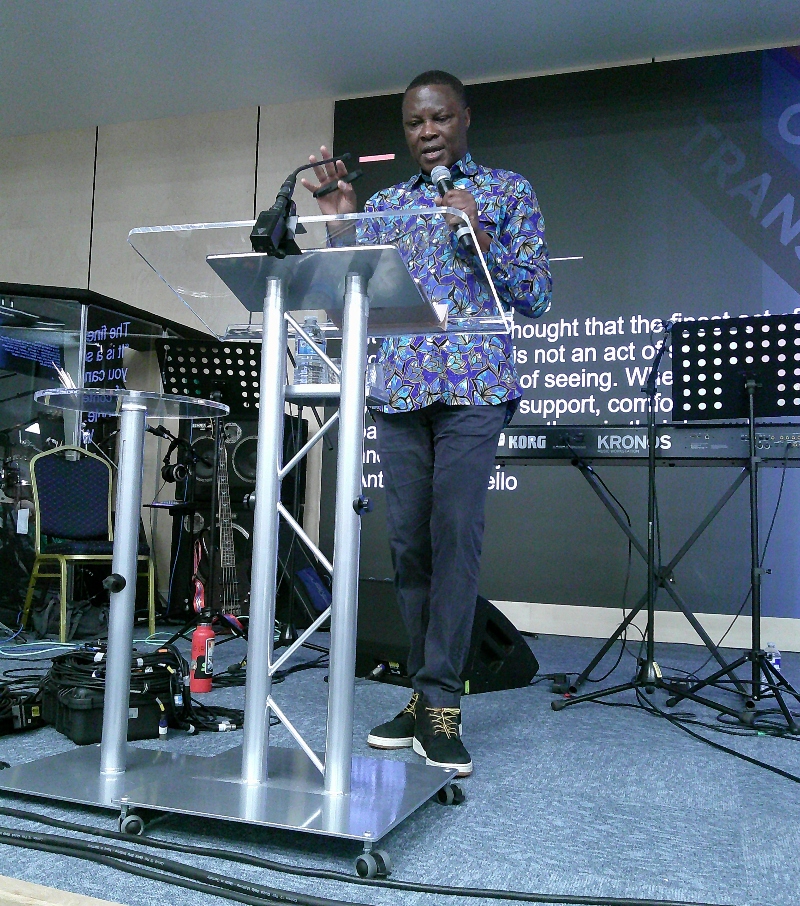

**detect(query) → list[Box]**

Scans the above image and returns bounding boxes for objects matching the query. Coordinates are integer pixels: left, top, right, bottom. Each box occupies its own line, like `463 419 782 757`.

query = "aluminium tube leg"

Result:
325 274 369 796
100 402 147 775
241 277 288 785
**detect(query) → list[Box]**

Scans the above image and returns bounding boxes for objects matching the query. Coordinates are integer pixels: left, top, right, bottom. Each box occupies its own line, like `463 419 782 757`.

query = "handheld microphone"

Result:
430 165 476 253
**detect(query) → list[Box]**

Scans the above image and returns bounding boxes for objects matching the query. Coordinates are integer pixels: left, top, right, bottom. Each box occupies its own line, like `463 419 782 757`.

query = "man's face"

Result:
402 83 471 175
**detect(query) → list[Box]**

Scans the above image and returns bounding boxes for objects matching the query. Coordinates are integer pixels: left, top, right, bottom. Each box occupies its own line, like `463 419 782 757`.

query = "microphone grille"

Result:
430 165 451 184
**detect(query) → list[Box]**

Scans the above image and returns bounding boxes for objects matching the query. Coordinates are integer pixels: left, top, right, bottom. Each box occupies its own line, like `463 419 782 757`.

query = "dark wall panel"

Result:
330 49 800 619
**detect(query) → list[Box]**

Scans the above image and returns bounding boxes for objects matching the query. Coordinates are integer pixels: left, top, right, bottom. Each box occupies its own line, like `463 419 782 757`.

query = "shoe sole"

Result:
427 756 473 777
413 738 472 776
367 734 413 749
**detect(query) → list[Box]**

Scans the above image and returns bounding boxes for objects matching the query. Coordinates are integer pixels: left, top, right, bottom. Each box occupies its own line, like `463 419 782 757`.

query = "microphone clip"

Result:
251 153 352 258
251 198 302 259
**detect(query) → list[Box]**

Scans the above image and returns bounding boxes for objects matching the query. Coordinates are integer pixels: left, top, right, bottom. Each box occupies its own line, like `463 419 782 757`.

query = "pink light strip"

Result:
358 153 396 163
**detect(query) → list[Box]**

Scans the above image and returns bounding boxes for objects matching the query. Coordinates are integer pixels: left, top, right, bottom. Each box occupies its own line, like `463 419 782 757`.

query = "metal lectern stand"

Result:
120 235 461 848
0 213 511 865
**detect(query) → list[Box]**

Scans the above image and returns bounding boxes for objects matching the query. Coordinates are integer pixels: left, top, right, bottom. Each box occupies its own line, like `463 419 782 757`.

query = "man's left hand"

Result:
436 188 492 253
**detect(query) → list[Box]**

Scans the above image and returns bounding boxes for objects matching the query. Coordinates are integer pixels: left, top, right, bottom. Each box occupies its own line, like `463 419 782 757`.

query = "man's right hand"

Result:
300 145 357 216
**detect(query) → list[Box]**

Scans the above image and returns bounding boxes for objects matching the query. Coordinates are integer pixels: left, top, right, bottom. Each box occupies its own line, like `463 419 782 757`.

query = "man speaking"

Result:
302 70 551 776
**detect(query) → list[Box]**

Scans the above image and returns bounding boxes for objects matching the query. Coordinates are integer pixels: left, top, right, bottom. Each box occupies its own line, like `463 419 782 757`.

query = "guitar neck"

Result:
217 442 241 616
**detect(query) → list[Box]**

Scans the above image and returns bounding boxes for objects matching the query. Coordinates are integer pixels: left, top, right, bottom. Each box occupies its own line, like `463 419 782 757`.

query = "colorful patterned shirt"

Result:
359 152 551 414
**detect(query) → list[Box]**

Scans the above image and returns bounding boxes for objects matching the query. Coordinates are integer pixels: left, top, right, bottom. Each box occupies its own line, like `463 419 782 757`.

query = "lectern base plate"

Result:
0 744 455 842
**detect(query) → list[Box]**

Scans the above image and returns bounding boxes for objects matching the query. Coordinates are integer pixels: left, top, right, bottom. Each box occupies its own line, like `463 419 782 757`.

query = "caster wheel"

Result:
372 849 392 876
119 813 146 835
435 783 465 805
355 853 378 879
436 785 455 805
355 849 391 879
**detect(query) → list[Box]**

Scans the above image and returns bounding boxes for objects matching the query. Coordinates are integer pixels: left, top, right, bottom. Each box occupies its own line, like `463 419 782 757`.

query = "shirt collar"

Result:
406 152 478 190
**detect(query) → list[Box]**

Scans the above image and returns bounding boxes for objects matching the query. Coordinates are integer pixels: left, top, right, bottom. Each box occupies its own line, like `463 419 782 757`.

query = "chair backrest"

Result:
31 446 112 551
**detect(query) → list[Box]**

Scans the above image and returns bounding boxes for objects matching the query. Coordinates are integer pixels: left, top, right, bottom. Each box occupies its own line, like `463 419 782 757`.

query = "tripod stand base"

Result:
552 670 663 712
664 651 800 732
637 659 659 690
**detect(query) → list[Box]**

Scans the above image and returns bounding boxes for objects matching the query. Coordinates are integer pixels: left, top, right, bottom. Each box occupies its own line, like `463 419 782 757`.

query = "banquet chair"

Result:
21 445 155 642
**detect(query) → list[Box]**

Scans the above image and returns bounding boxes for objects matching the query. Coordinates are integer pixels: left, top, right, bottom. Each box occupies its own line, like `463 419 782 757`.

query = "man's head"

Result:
402 71 470 175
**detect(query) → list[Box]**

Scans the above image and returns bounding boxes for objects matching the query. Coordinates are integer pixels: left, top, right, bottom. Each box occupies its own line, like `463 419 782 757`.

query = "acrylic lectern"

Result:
0 212 510 865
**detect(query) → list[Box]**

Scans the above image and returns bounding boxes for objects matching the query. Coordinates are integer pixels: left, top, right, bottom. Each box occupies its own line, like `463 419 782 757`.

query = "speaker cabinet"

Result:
188 415 307 506
166 506 254 618
355 578 539 694
166 415 307 618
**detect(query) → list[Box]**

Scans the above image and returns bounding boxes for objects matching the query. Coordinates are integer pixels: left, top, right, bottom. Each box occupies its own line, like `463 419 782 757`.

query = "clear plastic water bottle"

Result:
294 316 327 384
765 642 781 672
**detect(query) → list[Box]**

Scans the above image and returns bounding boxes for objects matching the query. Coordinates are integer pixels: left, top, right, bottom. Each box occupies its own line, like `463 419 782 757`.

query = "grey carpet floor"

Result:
0 629 796 906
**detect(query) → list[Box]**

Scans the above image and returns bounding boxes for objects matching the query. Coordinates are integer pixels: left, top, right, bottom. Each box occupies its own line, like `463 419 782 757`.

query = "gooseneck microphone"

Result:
250 153 361 258
430 165 476 253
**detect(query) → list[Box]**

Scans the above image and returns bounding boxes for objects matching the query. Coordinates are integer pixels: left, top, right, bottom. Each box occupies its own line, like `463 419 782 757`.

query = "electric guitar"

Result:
192 424 251 619
217 439 245 618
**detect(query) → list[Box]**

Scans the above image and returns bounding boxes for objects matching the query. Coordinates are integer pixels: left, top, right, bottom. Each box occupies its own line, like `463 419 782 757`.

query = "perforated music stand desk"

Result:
0 214 508 855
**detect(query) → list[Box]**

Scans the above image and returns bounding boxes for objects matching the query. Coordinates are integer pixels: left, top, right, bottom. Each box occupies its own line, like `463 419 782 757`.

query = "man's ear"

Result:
464 107 471 130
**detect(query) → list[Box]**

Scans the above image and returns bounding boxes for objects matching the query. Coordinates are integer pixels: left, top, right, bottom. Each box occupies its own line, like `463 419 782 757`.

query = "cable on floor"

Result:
0 806 737 906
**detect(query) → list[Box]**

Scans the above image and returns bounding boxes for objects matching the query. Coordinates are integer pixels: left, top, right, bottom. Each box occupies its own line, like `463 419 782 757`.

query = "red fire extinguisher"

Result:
190 611 215 693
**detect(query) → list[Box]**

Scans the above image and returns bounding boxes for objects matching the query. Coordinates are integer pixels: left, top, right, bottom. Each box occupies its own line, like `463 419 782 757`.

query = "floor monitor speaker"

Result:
356 578 538 694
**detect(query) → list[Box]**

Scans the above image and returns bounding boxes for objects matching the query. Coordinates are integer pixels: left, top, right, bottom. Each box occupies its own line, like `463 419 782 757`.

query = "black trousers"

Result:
375 401 507 708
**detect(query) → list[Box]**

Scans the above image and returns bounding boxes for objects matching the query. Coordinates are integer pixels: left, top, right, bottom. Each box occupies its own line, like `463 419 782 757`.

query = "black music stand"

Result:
145 422 214 628
156 340 241 640
665 314 800 730
156 338 316 647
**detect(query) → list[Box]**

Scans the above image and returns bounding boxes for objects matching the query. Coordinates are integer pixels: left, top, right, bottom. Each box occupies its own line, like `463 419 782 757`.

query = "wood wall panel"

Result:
89 107 259 330
0 127 96 288
255 98 334 218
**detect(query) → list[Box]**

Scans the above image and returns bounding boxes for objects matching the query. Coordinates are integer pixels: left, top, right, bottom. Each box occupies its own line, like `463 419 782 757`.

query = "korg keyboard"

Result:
496 424 800 466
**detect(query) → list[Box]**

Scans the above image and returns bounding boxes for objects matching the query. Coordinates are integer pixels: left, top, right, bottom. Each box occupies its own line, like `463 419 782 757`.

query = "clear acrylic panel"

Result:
82 305 170 451
0 291 86 485
34 388 229 420
128 212 510 341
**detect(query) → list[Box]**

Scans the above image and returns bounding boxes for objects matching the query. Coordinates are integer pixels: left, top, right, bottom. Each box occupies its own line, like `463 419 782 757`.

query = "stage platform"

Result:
0 630 798 906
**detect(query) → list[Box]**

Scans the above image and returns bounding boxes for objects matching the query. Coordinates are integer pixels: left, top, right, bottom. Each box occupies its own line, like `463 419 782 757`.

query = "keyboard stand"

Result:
557 460 747 698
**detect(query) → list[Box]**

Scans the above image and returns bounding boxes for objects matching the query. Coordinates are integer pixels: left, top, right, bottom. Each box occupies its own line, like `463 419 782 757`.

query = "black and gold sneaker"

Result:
367 692 419 749
413 697 472 776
